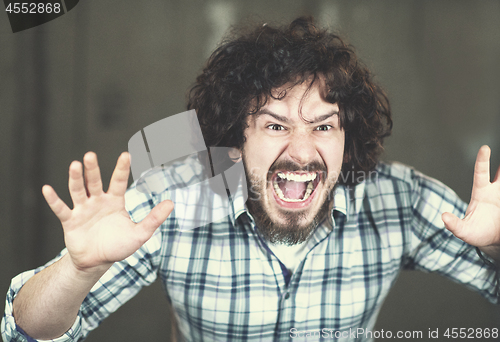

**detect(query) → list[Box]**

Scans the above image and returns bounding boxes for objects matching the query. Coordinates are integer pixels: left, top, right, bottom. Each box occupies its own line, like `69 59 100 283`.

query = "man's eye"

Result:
315 125 332 131
267 124 285 131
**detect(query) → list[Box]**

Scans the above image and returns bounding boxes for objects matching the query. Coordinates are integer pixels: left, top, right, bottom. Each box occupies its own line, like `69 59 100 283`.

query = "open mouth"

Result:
272 171 321 203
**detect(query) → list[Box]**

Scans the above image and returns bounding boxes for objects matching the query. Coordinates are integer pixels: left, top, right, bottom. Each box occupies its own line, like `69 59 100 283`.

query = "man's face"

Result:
241 81 345 245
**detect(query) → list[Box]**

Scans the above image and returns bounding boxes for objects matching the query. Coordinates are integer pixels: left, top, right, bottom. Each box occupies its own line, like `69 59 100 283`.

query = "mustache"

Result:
267 160 327 181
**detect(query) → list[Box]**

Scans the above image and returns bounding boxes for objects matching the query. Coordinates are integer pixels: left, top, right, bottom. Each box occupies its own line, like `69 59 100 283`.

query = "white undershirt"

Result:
266 214 334 273
268 240 310 273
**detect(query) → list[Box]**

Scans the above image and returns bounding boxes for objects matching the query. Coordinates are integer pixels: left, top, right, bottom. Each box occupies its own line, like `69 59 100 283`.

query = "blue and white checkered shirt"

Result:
2 157 498 341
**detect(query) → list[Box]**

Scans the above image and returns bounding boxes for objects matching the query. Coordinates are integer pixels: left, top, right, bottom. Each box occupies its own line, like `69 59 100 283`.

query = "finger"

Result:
137 200 174 238
473 145 491 190
68 160 87 206
83 152 103 196
442 212 463 239
108 152 131 196
42 185 72 223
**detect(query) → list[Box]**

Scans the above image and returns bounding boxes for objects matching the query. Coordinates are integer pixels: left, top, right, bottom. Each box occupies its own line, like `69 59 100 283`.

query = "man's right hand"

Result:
42 151 174 273
12 152 173 340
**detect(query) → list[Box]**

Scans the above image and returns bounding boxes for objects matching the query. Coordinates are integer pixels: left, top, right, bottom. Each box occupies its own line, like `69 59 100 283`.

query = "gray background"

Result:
1 1 500 341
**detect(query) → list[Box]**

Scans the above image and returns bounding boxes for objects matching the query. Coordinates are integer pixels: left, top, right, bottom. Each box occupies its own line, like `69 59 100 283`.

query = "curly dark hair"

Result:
187 16 392 185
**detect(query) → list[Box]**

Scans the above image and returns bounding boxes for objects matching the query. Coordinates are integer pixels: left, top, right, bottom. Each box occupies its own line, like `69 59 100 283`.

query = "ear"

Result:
228 148 242 163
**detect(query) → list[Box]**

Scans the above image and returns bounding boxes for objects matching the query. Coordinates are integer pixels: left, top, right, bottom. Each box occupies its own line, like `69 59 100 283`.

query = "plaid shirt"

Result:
2 157 498 342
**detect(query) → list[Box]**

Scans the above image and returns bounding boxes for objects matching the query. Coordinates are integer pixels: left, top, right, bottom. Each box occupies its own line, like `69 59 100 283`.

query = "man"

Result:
2 17 499 342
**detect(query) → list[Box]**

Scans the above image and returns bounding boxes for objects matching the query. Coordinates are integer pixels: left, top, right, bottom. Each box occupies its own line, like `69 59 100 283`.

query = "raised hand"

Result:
442 145 500 260
42 152 174 272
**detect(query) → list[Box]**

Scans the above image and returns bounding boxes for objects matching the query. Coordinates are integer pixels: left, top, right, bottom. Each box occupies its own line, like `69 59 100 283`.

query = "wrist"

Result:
60 254 112 286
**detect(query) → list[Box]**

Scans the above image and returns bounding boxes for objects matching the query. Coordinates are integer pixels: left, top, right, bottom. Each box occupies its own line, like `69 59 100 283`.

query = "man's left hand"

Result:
442 145 500 262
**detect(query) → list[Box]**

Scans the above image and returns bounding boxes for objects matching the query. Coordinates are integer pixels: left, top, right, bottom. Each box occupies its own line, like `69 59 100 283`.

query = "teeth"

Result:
307 181 313 191
273 176 316 202
277 172 317 182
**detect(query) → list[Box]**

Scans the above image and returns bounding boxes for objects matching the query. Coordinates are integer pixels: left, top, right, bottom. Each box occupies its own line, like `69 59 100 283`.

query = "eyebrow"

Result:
255 109 339 124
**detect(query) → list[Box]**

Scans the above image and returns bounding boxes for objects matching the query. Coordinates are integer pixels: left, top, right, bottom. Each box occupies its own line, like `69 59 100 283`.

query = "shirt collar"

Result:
331 184 348 218
229 179 367 226
230 177 249 226
333 180 368 222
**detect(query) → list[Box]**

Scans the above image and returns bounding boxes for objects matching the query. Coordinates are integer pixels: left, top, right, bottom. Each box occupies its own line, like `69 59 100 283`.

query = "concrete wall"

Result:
1 1 499 341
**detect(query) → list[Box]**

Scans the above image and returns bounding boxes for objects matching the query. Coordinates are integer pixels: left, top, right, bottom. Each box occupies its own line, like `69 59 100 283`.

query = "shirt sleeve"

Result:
406 168 498 304
2 184 164 342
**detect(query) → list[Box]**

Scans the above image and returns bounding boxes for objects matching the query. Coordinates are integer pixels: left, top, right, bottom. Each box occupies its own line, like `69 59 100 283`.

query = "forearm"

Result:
12 254 111 340
8 152 170 340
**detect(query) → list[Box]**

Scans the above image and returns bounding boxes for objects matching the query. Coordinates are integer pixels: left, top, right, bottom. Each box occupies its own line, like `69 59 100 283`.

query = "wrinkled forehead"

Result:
245 77 335 125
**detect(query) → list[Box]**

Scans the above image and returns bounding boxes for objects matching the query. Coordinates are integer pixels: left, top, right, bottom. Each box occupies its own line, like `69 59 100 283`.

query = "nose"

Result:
286 131 317 166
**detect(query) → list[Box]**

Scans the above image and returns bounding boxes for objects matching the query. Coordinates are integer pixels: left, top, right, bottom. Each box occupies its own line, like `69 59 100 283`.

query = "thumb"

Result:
442 212 462 237
139 200 174 235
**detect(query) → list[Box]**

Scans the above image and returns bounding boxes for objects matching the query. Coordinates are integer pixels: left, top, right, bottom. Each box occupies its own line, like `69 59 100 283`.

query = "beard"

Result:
242 155 336 246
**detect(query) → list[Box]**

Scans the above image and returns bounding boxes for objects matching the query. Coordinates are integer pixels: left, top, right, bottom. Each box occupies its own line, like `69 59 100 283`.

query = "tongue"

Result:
279 180 307 200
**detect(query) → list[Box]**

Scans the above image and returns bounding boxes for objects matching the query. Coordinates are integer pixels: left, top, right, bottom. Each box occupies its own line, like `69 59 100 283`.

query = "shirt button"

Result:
284 292 290 299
